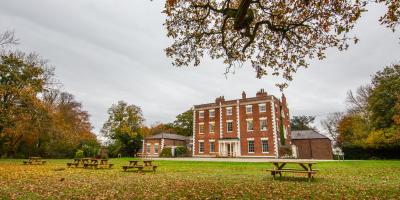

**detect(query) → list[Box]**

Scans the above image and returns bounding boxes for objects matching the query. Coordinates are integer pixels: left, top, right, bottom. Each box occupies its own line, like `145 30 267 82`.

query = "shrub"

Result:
75 150 84 158
159 147 173 157
342 144 400 159
175 146 189 157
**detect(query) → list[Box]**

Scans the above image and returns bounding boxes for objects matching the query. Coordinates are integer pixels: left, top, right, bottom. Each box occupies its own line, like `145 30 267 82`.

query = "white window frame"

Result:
154 143 159 154
246 119 254 132
247 139 255 153
209 109 215 118
260 117 267 131
226 120 233 132
199 123 205 134
226 107 233 115
199 140 204 153
209 122 215 133
261 138 269 153
259 103 266 112
199 110 204 118
246 105 253 114
209 140 215 153
146 143 151 154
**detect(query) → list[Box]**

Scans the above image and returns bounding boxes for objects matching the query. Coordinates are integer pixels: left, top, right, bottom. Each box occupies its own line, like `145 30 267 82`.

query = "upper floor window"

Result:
246 119 254 131
248 140 255 153
209 122 215 133
226 107 233 115
259 104 266 112
199 111 204 118
227 121 233 132
209 109 215 118
260 118 267 131
199 123 205 134
246 105 253 114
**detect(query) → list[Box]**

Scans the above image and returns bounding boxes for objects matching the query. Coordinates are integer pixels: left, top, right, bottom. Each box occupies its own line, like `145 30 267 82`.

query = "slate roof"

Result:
291 130 330 140
146 133 191 141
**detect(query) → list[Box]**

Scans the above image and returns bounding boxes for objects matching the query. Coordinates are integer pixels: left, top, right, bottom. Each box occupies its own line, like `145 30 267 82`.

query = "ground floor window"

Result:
154 144 159 154
199 142 204 153
261 140 269 153
210 142 215 152
146 144 151 154
248 141 255 153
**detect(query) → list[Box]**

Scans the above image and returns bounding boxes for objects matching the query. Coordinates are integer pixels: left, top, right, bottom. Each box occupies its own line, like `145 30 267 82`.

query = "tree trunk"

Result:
234 0 252 30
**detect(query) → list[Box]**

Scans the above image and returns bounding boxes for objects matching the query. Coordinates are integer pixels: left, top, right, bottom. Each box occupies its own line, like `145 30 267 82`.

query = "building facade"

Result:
143 133 192 157
192 89 291 158
291 130 333 160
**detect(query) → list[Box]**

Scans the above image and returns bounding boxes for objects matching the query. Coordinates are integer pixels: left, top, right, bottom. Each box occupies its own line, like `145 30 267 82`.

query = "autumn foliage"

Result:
0 51 98 158
164 0 400 88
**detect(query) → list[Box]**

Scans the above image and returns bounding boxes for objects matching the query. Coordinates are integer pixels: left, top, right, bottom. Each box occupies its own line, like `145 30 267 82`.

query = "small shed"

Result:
291 130 333 160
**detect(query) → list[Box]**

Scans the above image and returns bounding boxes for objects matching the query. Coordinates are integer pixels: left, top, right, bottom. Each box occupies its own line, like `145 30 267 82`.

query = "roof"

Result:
291 130 330 140
146 133 191 141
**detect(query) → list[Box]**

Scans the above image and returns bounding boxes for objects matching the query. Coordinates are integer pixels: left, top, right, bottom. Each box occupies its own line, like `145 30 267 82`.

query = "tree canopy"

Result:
290 115 315 131
101 101 144 156
164 0 399 88
336 64 400 149
0 50 98 158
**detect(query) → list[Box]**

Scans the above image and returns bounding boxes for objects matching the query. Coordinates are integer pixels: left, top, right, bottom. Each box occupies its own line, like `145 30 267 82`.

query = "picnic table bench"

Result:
266 160 318 182
122 160 157 172
67 158 90 168
23 157 46 165
67 158 113 169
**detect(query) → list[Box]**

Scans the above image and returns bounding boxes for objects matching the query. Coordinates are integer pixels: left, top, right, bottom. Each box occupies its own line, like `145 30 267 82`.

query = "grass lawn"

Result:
0 158 399 199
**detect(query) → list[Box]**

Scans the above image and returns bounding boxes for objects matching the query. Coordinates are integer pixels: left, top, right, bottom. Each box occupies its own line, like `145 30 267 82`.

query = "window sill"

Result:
248 152 255 154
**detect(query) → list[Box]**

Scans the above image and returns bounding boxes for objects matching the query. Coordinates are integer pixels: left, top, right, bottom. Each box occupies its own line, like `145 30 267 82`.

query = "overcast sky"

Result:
1 0 399 137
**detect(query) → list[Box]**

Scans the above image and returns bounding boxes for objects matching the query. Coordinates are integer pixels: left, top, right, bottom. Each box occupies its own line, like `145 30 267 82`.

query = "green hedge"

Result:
343 144 400 159
175 146 189 157
159 147 173 157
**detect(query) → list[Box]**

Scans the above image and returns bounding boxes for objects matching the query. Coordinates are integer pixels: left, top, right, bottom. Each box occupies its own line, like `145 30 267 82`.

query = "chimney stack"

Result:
256 88 267 97
215 96 225 104
281 93 287 105
242 91 246 99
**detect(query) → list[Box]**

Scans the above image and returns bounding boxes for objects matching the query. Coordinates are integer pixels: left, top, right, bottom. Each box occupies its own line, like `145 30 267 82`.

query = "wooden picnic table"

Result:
266 160 318 182
23 157 46 165
67 158 113 169
122 160 157 172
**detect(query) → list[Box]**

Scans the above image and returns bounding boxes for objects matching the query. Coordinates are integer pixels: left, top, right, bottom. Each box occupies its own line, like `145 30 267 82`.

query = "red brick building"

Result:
143 133 192 157
291 130 333 159
192 89 291 158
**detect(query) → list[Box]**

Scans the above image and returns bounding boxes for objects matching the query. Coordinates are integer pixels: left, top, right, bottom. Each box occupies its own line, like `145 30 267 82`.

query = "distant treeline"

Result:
0 31 99 158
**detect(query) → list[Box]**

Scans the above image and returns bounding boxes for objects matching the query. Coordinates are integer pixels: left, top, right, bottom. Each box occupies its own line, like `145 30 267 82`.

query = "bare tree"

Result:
321 112 344 149
0 31 18 48
346 85 371 117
